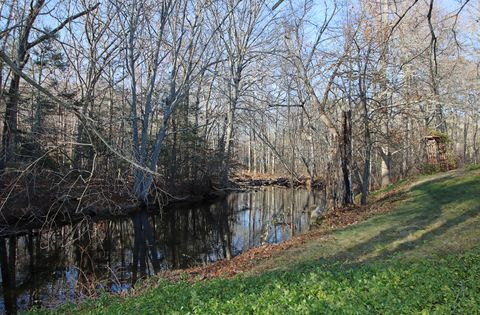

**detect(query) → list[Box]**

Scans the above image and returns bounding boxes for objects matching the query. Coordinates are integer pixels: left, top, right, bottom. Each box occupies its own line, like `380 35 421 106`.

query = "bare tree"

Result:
0 0 98 169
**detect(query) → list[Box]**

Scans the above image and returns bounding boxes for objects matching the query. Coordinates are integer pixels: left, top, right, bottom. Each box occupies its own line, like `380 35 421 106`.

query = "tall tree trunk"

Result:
380 148 392 187
360 89 372 205
473 114 478 164
221 68 241 186
1 0 45 168
463 118 469 164
2 74 22 165
0 0 97 169
342 110 354 205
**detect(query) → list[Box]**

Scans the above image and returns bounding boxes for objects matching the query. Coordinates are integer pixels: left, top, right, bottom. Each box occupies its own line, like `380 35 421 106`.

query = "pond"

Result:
0 187 325 314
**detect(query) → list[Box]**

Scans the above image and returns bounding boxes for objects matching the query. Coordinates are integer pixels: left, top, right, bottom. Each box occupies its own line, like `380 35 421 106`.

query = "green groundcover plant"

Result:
30 248 480 315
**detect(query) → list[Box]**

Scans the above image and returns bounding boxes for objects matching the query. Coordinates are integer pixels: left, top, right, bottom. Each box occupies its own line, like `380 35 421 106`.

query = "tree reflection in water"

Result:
131 209 161 284
0 187 323 313
0 236 17 315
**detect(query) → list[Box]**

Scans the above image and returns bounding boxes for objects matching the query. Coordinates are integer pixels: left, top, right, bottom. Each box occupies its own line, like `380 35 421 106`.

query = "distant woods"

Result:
0 0 478 216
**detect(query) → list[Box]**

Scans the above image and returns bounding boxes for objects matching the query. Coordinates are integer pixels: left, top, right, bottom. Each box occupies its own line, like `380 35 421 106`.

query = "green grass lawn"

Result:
30 169 480 314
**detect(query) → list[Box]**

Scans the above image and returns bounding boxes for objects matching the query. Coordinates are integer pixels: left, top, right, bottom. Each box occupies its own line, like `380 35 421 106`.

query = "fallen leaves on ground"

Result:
160 184 408 284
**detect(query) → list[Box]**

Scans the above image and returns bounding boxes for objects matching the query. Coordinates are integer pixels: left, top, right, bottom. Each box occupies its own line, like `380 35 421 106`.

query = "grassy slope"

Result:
33 169 480 314
248 169 480 275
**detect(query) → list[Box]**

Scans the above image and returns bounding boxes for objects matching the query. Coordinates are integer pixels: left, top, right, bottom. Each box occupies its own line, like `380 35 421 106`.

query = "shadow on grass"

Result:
156 172 479 314
316 173 480 266
42 172 480 315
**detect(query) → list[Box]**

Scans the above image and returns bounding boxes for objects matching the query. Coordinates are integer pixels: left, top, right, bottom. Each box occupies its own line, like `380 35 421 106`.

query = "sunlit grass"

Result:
34 249 480 314
28 168 480 314
250 169 480 272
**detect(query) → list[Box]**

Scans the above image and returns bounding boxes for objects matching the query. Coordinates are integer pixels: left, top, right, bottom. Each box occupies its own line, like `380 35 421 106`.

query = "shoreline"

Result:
0 176 319 236
16 168 480 314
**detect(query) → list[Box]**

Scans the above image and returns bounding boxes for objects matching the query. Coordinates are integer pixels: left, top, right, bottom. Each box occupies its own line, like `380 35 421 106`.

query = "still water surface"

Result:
0 187 324 314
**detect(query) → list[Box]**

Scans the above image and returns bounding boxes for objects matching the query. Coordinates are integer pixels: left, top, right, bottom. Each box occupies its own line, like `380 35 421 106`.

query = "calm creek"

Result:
0 187 325 314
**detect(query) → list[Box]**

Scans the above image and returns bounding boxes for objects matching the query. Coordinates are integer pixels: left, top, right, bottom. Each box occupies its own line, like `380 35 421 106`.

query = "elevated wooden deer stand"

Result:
425 135 449 171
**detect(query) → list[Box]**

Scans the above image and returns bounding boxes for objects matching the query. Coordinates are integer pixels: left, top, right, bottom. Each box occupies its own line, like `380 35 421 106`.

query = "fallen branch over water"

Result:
232 174 324 189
